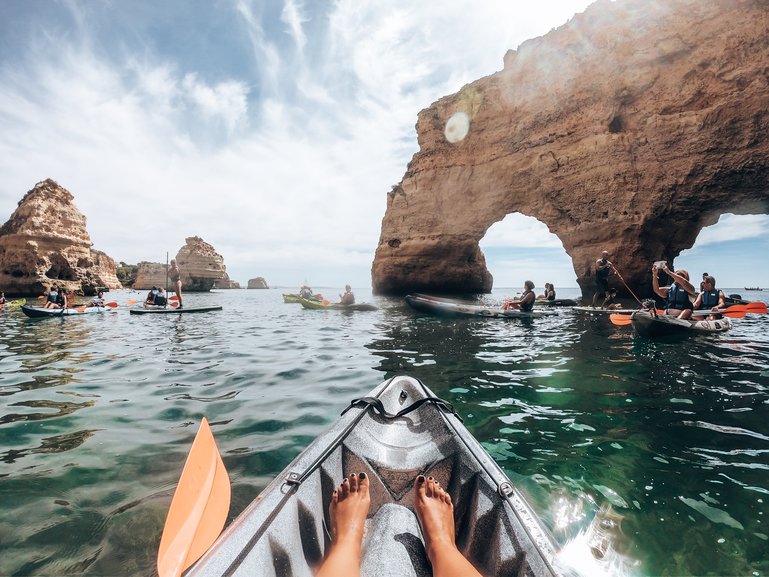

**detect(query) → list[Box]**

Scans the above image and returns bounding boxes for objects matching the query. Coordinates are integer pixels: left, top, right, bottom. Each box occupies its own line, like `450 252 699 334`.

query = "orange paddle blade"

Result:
747 302 768 314
609 314 633 326
169 295 180 301
105 302 119 308
157 418 230 577
170 301 179 308
75 306 87 313
126 299 138 305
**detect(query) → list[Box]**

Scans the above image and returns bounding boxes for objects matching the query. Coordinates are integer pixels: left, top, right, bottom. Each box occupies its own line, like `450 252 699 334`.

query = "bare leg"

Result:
414 476 483 577
175 281 183 308
316 472 370 577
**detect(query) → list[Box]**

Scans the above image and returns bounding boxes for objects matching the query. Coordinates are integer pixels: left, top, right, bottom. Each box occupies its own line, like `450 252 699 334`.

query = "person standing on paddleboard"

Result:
169 259 183 309
592 250 615 308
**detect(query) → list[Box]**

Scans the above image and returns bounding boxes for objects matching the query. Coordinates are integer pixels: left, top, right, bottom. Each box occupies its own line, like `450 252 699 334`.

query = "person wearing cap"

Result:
592 250 615 308
339 285 355 305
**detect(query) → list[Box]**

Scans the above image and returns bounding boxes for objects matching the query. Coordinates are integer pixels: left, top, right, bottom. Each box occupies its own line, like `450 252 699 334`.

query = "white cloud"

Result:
0 0 610 287
693 214 769 246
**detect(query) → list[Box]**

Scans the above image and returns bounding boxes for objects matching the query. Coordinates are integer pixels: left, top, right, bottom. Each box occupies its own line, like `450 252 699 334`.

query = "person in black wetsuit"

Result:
592 251 614 308
652 263 696 315
679 275 725 320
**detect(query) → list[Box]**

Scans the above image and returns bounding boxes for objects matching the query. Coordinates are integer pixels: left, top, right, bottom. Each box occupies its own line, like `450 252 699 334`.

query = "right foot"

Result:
413 476 456 563
328 473 370 547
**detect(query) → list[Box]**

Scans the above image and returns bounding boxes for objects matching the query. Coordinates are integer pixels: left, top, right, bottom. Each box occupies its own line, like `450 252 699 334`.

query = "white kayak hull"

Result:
186 376 568 577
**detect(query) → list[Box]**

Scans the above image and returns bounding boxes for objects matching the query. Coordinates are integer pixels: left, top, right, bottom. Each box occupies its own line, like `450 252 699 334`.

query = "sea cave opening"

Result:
479 213 576 297
676 213 769 295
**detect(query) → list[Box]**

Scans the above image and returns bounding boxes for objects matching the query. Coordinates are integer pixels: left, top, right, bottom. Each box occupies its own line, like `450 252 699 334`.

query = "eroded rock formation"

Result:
213 272 241 289
247 277 268 289
133 262 167 290
176 236 226 291
372 0 769 298
134 237 227 291
0 179 121 296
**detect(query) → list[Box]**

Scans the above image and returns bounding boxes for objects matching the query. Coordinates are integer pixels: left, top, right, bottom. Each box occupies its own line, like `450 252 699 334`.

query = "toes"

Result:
357 472 369 493
348 472 359 493
340 477 350 498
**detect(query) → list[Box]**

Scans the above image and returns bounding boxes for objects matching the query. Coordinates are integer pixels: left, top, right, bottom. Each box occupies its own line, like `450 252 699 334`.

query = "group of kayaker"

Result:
592 249 728 320
42 286 69 309
297 284 356 305
652 263 726 320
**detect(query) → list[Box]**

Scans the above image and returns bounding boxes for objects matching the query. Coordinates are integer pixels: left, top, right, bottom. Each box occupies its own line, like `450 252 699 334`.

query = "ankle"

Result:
424 537 457 565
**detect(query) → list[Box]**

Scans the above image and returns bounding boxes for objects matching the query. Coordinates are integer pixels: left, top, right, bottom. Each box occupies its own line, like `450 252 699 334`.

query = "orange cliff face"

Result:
0 179 122 296
371 0 769 297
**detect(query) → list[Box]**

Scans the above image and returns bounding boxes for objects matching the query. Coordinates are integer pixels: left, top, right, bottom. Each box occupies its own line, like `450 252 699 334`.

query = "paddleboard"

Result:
130 305 223 315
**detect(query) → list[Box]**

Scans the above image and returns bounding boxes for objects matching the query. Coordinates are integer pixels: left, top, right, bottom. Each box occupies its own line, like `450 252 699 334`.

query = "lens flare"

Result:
444 111 470 143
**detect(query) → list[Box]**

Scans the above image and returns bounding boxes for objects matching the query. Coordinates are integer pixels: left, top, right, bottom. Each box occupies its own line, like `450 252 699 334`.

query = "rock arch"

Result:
371 0 769 298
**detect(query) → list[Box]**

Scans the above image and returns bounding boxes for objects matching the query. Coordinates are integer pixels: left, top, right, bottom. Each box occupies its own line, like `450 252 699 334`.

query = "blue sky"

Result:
0 1 767 289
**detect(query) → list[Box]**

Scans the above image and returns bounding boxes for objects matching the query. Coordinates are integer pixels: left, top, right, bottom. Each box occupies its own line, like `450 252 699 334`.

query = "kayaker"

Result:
592 251 615 307
90 291 105 307
299 285 314 299
317 473 483 577
145 286 158 305
543 283 556 301
154 287 168 307
339 285 355 305
43 286 58 309
680 275 725 320
652 263 695 315
503 280 535 311
169 259 183 309
0 292 5 305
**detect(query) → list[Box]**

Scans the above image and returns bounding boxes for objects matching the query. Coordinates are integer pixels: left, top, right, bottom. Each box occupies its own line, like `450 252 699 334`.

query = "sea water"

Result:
1 288 768 577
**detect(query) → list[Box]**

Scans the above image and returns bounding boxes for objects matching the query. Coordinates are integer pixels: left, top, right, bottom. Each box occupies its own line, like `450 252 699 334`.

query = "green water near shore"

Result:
1 288 768 576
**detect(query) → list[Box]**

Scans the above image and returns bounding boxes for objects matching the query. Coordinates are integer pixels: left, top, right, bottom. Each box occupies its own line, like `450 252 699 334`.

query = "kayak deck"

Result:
20 304 112 318
631 310 732 337
299 298 378 311
187 376 564 577
130 305 223 315
406 294 557 319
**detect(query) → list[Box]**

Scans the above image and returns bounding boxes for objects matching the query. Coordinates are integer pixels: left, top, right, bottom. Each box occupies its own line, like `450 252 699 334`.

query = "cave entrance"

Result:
479 213 576 296
676 213 769 294
45 254 77 281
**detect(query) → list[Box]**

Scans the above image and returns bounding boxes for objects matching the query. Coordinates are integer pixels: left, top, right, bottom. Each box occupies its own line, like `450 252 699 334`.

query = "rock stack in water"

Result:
0 179 122 296
176 236 226 291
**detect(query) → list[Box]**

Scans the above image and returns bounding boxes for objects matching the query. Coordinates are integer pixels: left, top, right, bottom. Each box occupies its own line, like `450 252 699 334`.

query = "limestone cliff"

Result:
0 179 122 296
371 0 769 298
133 262 168 290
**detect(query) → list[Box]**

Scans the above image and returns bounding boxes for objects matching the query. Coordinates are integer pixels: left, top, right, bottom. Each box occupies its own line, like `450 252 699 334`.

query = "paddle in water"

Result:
157 417 231 577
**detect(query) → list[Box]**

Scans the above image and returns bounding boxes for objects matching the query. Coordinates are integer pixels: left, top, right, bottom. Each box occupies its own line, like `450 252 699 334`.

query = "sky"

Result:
0 0 767 290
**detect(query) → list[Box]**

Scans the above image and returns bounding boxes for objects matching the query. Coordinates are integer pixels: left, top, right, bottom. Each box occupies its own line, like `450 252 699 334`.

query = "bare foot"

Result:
317 472 370 577
413 476 483 577
328 472 370 546
413 476 456 562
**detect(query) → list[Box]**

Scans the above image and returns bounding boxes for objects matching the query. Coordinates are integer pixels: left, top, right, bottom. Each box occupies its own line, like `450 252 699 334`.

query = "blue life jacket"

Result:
47 291 58 303
56 292 66 306
667 283 692 309
154 294 167 306
699 289 721 309
520 289 535 312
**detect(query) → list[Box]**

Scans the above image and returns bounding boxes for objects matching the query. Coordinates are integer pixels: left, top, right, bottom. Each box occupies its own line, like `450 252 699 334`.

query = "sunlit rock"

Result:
0 179 121 296
372 0 769 297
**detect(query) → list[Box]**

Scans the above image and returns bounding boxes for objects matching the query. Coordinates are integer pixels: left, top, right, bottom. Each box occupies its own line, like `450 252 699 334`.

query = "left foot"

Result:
328 472 370 547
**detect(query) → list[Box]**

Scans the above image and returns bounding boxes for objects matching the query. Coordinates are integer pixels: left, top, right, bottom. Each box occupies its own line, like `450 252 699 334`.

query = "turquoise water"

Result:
1 288 768 577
